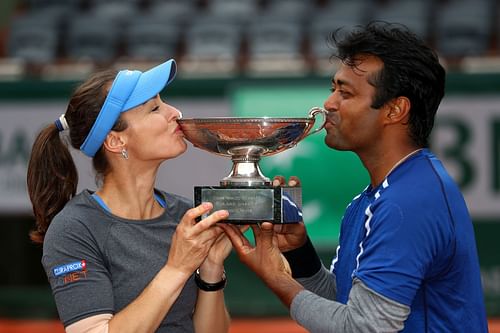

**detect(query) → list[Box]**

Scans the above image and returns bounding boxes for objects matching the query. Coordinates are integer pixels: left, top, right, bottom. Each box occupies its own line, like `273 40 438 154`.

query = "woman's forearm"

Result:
66 265 191 333
193 265 230 333
193 289 230 333
108 265 190 333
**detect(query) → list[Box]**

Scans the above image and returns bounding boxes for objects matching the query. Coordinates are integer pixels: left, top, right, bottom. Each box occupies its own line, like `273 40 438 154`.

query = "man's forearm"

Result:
290 278 410 332
261 271 305 308
297 265 337 300
283 237 322 278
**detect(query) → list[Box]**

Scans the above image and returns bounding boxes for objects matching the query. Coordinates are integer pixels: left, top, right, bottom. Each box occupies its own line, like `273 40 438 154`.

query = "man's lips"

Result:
325 117 336 127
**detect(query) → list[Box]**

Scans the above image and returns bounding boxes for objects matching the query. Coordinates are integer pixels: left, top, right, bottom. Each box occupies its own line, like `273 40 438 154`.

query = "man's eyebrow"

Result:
331 78 352 88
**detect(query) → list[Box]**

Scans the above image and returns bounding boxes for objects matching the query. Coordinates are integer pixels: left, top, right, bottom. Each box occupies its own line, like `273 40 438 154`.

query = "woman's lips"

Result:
174 125 184 135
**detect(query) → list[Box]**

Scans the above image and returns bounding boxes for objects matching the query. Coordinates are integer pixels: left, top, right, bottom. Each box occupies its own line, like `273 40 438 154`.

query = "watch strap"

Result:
194 269 227 292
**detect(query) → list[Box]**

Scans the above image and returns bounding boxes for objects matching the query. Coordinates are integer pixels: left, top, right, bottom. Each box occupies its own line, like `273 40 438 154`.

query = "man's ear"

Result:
102 131 126 155
386 97 411 124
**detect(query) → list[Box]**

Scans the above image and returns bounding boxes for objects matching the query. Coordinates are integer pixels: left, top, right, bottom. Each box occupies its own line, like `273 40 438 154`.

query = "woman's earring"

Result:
121 149 129 160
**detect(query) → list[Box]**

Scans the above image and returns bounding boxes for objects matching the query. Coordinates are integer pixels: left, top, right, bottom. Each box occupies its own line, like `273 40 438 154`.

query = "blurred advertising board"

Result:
0 88 499 315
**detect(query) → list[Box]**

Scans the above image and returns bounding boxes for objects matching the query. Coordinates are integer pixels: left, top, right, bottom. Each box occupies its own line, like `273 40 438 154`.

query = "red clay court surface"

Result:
0 318 499 333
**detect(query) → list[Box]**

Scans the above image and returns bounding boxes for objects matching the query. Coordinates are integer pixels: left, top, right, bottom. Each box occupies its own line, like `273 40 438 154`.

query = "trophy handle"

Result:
305 107 328 138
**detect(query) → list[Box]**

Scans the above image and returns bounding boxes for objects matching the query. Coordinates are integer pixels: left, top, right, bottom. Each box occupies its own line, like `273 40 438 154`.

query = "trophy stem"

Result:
220 145 271 186
220 158 271 186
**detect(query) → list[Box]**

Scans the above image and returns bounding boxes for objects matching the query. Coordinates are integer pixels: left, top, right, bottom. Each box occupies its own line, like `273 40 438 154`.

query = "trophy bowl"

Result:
178 116 315 157
178 107 327 186
177 107 327 224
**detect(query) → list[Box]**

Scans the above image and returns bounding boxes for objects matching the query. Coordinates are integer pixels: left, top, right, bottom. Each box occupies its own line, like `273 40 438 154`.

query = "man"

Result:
220 22 488 332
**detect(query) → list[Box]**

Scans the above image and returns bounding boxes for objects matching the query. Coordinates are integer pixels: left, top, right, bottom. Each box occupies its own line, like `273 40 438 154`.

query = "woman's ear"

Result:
102 131 126 155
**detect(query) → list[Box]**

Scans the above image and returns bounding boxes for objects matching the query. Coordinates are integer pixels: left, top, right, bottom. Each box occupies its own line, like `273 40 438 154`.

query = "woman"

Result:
27 59 232 333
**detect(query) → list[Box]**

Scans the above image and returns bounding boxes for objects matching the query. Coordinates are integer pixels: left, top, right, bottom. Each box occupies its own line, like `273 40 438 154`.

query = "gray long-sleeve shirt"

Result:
291 266 410 333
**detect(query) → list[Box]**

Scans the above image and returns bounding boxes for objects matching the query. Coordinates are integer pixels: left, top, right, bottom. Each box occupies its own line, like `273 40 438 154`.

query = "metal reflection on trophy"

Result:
177 107 327 224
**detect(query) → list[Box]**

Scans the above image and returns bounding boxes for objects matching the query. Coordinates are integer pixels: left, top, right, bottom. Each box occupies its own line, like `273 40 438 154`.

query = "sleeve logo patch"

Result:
53 260 87 277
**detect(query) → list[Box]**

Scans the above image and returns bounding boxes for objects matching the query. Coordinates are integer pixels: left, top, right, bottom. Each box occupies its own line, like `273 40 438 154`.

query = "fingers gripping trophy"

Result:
178 107 327 224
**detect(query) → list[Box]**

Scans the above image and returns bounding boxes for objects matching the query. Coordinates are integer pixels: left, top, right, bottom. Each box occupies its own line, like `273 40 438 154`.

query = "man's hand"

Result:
219 222 304 307
273 175 308 252
219 222 289 281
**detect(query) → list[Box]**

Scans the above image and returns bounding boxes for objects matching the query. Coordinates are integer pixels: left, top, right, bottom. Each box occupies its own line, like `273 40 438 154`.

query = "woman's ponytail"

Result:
27 123 77 244
26 69 119 244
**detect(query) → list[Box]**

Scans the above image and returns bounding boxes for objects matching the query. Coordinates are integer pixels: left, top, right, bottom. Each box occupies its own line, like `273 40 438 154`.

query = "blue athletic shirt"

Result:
330 149 488 332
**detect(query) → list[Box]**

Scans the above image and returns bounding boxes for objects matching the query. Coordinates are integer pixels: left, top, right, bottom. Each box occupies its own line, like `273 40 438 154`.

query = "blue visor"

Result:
80 59 177 157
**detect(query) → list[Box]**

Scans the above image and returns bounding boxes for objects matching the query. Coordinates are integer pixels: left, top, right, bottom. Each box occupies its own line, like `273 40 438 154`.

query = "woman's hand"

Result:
166 202 229 276
199 225 249 282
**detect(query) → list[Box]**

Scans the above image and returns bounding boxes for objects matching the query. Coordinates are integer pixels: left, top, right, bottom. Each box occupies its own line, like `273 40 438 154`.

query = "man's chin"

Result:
324 138 346 151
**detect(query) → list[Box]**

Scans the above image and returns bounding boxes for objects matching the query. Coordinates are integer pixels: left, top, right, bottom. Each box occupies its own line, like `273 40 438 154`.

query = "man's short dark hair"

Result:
332 21 446 147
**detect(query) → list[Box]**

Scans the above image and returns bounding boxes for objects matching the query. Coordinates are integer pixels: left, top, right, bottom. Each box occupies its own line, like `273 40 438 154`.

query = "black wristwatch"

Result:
194 269 227 292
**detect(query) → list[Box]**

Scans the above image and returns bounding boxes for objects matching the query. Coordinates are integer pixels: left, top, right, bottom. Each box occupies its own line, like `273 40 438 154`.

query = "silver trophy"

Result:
177 107 327 224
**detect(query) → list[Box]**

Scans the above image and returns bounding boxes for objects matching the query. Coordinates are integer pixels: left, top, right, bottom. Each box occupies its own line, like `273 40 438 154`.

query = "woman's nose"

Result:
165 104 182 120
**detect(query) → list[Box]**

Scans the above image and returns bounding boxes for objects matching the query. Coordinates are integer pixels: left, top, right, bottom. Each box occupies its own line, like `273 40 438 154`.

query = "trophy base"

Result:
194 186 303 224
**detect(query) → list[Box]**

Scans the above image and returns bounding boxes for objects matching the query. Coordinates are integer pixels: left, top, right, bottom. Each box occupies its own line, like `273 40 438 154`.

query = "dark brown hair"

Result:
332 22 446 147
27 69 127 244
